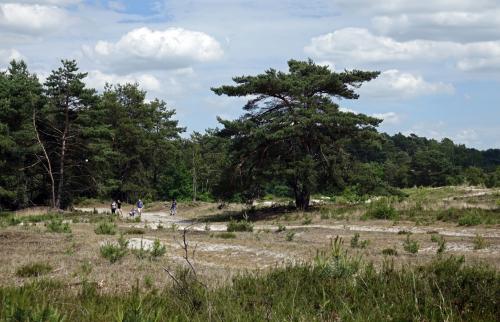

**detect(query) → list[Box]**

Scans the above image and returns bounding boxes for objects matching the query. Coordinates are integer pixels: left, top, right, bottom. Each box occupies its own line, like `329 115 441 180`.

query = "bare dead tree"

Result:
33 109 56 208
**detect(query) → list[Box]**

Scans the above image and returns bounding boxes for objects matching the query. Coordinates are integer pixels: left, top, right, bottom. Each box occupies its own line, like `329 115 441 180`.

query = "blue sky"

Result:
1 0 499 149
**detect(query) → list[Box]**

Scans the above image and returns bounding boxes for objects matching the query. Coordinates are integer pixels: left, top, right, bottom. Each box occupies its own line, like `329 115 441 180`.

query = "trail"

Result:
75 207 500 238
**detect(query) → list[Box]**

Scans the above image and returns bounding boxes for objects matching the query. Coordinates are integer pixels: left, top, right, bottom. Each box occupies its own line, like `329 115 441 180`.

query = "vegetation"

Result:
94 222 117 235
16 262 52 278
45 219 71 233
226 220 253 232
0 252 497 321
100 235 129 263
403 235 420 254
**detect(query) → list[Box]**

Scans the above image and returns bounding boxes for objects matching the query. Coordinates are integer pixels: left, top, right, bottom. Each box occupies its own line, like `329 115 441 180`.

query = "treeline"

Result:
0 59 499 210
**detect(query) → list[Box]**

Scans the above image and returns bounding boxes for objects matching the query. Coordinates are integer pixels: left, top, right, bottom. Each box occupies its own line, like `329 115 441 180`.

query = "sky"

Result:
0 0 499 149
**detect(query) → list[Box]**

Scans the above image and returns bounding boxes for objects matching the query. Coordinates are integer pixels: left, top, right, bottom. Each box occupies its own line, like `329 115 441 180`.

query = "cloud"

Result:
0 48 23 67
304 28 500 72
85 70 161 92
0 3 69 34
372 112 400 125
84 27 224 73
333 0 497 14
359 69 454 98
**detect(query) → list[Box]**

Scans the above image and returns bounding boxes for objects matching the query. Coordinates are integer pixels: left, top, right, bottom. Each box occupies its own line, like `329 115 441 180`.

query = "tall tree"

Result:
40 60 95 208
212 59 381 209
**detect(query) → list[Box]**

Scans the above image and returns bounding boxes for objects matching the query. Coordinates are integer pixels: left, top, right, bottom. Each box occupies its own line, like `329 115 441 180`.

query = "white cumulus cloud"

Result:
305 28 500 72
84 27 224 73
0 3 69 34
359 69 454 98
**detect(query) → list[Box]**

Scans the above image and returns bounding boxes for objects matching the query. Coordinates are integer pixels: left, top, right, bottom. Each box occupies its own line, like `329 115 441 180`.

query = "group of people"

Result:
110 198 177 216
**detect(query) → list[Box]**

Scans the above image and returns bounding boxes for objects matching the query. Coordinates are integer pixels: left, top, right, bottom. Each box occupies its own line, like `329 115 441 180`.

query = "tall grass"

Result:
0 249 497 321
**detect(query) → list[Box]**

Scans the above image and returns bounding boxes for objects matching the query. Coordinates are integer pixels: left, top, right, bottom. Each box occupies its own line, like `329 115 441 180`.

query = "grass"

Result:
45 219 71 233
227 219 253 232
350 233 369 249
403 235 419 254
16 262 52 278
473 234 489 250
0 253 497 321
123 227 146 235
94 221 117 235
362 198 397 220
214 232 236 239
150 239 166 259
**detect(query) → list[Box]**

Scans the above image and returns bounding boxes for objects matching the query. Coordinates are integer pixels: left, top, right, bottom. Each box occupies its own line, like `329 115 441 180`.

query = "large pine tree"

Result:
212 59 381 209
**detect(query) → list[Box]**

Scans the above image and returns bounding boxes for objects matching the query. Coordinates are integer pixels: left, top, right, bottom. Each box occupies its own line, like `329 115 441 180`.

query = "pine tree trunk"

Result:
55 103 69 209
293 183 310 210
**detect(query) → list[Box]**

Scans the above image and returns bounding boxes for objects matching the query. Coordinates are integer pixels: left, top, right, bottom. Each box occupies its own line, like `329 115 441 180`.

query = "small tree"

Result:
212 59 380 209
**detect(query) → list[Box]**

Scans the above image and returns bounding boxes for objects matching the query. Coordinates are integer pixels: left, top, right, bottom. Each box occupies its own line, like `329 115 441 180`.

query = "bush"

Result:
285 231 295 241
227 220 253 232
350 233 369 249
473 234 488 250
364 199 397 220
124 227 145 235
94 222 117 235
458 212 482 226
381 248 398 256
16 262 52 278
100 235 128 263
150 239 166 259
45 219 71 233
403 235 419 254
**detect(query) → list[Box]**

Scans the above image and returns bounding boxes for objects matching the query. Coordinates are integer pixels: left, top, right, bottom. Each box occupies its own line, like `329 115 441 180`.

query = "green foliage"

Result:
100 235 128 263
403 235 419 254
150 238 166 259
227 219 253 232
0 254 498 321
214 232 236 239
94 221 117 235
16 262 52 278
276 223 286 232
45 219 71 233
458 212 482 226
363 198 397 220
350 233 369 249
285 231 295 241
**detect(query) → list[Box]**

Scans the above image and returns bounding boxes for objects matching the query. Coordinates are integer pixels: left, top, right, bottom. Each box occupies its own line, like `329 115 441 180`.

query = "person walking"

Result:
111 200 117 215
116 199 122 215
170 198 177 216
137 199 144 216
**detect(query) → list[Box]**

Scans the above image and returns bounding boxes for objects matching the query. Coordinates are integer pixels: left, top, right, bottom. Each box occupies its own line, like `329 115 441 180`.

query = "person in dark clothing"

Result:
111 201 117 214
170 199 177 216
116 200 122 215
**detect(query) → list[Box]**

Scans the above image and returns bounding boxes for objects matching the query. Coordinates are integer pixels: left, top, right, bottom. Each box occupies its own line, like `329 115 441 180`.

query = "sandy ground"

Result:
1 189 499 293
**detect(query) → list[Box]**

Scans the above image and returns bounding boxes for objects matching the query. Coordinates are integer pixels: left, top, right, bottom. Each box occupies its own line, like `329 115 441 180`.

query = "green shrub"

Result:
403 235 419 254
301 216 312 225
350 233 369 249
381 248 398 256
227 220 253 232
45 219 71 233
285 231 295 241
458 212 482 226
16 262 52 278
276 224 286 232
94 222 117 235
364 199 397 220
100 235 128 263
150 239 166 259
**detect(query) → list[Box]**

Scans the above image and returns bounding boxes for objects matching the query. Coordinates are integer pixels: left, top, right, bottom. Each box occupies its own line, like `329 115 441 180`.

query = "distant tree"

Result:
464 167 485 186
212 59 380 209
0 60 43 209
411 149 453 187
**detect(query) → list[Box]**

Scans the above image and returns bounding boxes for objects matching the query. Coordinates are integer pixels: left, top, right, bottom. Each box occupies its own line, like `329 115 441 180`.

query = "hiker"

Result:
116 199 122 215
170 198 177 216
129 207 136 217
111 200 117 215
137 199 144 216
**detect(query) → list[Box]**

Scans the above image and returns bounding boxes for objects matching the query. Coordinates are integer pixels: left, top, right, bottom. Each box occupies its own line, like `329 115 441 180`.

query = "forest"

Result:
1 58 499 211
